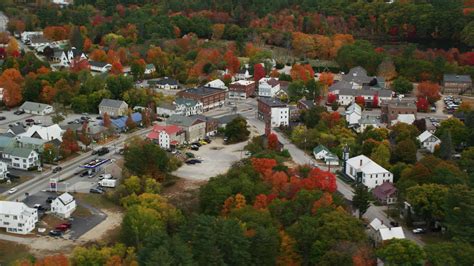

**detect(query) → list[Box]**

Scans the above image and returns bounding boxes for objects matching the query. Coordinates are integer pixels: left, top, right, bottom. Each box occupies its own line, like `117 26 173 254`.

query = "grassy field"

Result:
0 241 33 265
74 193 121 211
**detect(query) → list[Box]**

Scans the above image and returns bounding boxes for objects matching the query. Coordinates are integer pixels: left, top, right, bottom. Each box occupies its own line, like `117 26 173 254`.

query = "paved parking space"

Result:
172 138 249 181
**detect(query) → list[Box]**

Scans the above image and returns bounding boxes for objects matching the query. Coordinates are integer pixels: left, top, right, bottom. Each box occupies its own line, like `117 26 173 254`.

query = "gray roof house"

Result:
7 125 26 136
98 99 128 117
313 144 339 166
166 115 206 142
442 74 472 94
19 101 54 115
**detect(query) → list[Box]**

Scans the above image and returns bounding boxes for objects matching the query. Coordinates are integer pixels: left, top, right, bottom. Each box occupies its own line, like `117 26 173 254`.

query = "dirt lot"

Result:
172 138 250 181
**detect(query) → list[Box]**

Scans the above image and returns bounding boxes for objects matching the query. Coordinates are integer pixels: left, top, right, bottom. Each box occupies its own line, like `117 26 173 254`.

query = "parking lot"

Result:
172 138 250 181
22 191 107 240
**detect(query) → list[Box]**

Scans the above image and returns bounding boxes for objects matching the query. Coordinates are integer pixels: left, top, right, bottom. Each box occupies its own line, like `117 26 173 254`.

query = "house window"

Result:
13 216 17 220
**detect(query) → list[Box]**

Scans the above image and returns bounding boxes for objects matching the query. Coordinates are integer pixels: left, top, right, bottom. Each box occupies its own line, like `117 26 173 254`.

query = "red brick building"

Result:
177 87 226 111
228 80 256 99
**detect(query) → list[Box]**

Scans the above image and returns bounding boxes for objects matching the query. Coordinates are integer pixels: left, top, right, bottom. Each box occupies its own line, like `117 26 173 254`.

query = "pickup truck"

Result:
99 179 117 188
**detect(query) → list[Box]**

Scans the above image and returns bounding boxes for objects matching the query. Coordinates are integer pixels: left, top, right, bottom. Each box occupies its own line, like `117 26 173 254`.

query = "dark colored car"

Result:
0 116 6 121
46 196 56 203
96 116 103 120
25 118 34 123
52 166 62 173
389 221 399 227
14 110 25 115
186 159 202 165
89 188 104 194
185 152 195 158
192 142 202 147
49 230 63 237
97 147 109 156
191 146 199 151
80 171 89 177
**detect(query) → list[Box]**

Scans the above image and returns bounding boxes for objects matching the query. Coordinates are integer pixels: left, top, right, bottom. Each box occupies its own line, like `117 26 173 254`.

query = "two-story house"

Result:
2 147 39 170
51 192 76 219
442 74 472 94
147 124 185 149
99 99 128 117
228 80 256 99
59 48 87 68
177 87 226 112
257 97 289 128
344 155 393 189
0 201 38 234
258 78 281 97
166 115 206 143
417 130 441 153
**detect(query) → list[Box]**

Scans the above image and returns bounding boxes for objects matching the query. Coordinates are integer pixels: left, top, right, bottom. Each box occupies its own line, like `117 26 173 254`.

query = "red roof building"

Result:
147 125 185 149
372 182 397 205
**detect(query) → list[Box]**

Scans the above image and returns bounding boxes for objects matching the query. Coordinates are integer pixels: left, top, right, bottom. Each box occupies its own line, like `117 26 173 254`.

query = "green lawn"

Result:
74 193 121 211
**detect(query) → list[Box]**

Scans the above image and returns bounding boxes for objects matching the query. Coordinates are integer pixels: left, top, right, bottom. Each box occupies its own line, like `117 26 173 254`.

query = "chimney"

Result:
360 159 363 166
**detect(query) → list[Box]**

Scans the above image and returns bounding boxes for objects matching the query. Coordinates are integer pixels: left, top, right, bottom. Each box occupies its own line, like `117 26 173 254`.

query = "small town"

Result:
0 0 473 265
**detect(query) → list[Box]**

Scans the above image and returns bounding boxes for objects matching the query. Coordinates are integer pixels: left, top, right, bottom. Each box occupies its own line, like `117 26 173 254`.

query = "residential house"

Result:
228 80 256 99
89 61 111 73
345 103 362 125
166 115 206 143
59 48 87 67
235 68 252 80
375 227 405 246
99 99 128 117
7 125 26 136
313 145 339 166
144 64 156 75
194 115 219 136
341 66 384 89
392 114 416 126
417 130 441 153
0 161 7 180
15 136 48 152
21 31 44 44
19 124 63 142
110 113 142 132
156 99 204 117
18 101 54 115
333 87 392 106
380 98 417 124
297 99 315 111
442 74 472 94
177 87 226 112
0 136 15 151
152 78 179 90
2 147 39 170
0 201 38 234
204 79 227 90
344 155 393 189
368 218 388 239
356 115 380 133
29 35 51 50
51 192 76 219
147 125 185 149
258 78 281 97
372 182 397 205
257 97 289 128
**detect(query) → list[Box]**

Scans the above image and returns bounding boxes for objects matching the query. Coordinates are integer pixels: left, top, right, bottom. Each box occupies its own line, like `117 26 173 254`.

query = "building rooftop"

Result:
19 101 52 113
99 99 127 109
167 115 205 127
346 155 390 174
181 86 225 96
379 227 405 241
0 201 37 217
369 218 388 231
3 147 36 158
372 182 397 200
56 192 75 206
417 130 439 143
258 97 287 107
443 74 472 83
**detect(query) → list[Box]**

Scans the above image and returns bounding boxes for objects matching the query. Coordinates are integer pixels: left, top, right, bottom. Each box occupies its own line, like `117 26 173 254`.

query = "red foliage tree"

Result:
416 97 429 112
355 96 365 107
224 50 240 74
103 112 112 128
253 63 265 82
372 94 379 107
321 112 341 128
0 68 23 107
251 158 277 177
327 93 337 104
267 171 289 193
70 58 90 73
301 168 337 193
417 81 441 104
290 64 314 82
89 49 107 62
83 38 92 52
111 61 123 75
268 133 279 151
60 129 79 157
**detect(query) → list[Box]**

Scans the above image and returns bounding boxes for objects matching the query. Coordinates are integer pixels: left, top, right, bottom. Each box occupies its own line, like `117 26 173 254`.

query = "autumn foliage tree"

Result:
319 72 334 87
125 113 137 130
416 97 429 112
417 81 441 104
111 61 123 75
251 158 277 177
0 68 23 107
372 94 379 107
327 93 336 104
268 133 279 151
6 38 19 57
89 49 107 62
290 64 314 82
60 128 79 157
253 63 265 82
224 50 240 74
355 96 365 107
103 112 112 128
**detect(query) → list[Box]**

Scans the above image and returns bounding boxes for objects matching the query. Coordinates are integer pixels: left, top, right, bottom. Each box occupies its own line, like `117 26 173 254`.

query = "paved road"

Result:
2 127 152 201
0 11 8 33
207 98 425 246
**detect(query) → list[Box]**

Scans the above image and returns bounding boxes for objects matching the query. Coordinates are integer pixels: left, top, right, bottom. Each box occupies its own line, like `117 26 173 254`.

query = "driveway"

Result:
172 138 249 181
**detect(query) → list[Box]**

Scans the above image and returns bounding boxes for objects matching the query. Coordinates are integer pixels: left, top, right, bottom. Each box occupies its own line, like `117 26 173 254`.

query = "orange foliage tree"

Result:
111 61 123 75
311 192 334 214
276 230 301 265
83 38 92 52
290 64 314 82
251 158 277 177
212 24 225 40
70 58 90 73
60 129 79 157
0 68 23 107
224 50 240 74
6 38 19 57
268 132 279 151
319 72 334 87
89 49 107 62
40 84 57 104
43 26 69 41
253 63 265 82
416 81 441 104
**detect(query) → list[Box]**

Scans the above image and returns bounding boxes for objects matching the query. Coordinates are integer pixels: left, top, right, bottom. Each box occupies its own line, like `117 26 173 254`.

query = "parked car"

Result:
97 147 110 156
89 188 104 194
80 171 89 177
186 159 202 165
52 166 62 173
412 228 426 234
25 118 34 123
192 142 202 147
199 140 208 145
14 110 25 115
185 152 195 158
191 146 199 151
49 230 63 237
204 137 212 144
0 116 6 121
8 188 18 194
55 223 72 231
98 174 112 180
389 221 399 227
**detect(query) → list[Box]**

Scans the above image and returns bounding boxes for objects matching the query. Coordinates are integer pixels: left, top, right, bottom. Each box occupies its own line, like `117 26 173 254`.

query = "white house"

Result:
146 125 184 149
376 227 405 246
51 192 76 219
0 161 7 180
313 145 339 166
345 155 393 189
205 79 227 90
144 64 156 75
345 103 362 125
356 115 380 133
257 98 289 127
2 147 40 170
19 101 54 115
89 61 112 73
0 201 38 234
258 78 281 97
156 98 203 117
417 130 441 153
21 31 44 43
368 218 388 239
235 68 252 80
153 78 179 90
19 124 63 142
29 35 52 50
59 48 87 67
